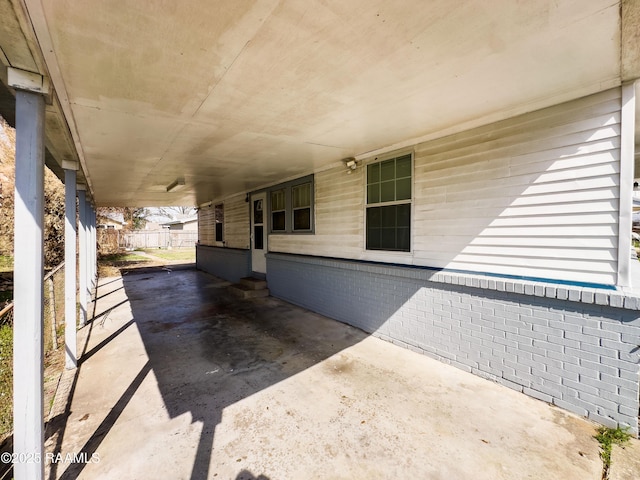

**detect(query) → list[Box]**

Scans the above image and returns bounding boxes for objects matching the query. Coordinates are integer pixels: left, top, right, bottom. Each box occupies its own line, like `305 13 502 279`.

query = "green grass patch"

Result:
595 425 632 479
0 291 11 305
0 256 12 273
0 324 12 437
141 248 195 261
100 253 150 263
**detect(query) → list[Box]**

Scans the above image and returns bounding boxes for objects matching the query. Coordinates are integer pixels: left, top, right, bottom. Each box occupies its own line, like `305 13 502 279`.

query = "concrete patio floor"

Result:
44 267 608 479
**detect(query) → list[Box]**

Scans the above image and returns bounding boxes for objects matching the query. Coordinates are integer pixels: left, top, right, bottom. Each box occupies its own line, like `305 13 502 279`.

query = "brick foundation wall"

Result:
267 252 640 434
196 245 250 283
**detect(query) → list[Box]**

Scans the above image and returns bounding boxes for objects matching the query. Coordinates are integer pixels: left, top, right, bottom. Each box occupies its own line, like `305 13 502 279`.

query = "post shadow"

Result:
113 267 373 480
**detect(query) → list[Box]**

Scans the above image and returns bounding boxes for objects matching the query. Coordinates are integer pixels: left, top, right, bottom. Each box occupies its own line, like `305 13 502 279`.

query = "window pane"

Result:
272 211 286 231
380 159 395 181
397 203 411 227
380 205 396 228
271 189 286 211
215 204 224 242
367 227 381 249
254 226 264 249
367 184 379 204
293 208 311 230
367 163 380 184
253 199 263 224
367 207 381 228
292 183 311 208
397 227 410 251
396 155 411 178
366 205 410 251
396 178 411 200
380 181 395 202
365 156 411 252
381 228 396 250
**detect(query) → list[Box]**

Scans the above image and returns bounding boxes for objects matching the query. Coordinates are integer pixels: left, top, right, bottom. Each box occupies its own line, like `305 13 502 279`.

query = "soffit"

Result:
20 0 624 206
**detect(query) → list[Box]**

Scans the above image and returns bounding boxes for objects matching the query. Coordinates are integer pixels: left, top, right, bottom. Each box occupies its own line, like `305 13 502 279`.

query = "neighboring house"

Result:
197 86 640 433
97 212 127 230
162 216 198 231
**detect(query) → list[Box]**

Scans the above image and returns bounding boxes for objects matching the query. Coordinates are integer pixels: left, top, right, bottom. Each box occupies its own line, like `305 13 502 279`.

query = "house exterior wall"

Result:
198 193 249 249
197 192 251 282
271 88 623 288
196 87 640 431
196 244 250 283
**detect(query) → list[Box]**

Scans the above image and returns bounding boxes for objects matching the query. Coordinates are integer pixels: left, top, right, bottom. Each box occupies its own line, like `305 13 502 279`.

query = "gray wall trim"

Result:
196 244 250 283
267 253 639 311
267 252 640 435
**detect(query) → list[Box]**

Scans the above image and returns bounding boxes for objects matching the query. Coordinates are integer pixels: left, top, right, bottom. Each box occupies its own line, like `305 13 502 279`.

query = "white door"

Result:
250 192 267 274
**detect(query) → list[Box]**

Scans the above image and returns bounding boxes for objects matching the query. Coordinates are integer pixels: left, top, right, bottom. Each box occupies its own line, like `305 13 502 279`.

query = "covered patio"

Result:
46 266 601 479
2 2 640 479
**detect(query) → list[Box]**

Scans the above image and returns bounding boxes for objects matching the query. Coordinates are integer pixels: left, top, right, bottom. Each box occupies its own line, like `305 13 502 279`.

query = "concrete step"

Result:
228 283 270 299
239 277 268 290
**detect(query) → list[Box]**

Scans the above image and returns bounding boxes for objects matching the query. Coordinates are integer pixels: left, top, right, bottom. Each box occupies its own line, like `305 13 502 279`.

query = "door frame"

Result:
250 191 268 276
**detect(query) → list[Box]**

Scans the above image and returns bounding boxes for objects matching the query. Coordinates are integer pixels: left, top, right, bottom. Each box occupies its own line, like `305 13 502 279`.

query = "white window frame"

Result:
362 150 414 256
267 174 315 234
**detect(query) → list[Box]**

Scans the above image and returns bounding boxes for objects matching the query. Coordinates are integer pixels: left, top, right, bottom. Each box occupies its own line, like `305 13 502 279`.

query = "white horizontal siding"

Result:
269 167 364 255
198 207 214 246
224 194 250 249
200 88 623 286
413 88 621 285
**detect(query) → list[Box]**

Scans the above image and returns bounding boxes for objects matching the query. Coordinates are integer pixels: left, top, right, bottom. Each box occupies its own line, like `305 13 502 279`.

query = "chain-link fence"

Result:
43 263 65 351
0 262 66 446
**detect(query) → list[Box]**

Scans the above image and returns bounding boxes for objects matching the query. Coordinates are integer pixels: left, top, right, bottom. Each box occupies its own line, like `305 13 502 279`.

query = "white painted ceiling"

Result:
14 0 630 206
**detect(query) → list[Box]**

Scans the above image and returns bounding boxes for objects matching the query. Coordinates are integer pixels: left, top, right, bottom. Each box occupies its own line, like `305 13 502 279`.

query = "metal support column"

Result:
64 167 77 369
11 74 47 480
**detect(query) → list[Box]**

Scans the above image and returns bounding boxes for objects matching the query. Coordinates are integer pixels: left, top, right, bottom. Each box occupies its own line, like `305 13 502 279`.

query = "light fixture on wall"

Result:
166 178 186 193
343 157 358 174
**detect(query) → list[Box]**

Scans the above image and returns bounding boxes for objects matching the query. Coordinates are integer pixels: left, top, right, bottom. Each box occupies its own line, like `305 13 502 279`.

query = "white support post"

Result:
618 82 636 288
12 88 46 480
78 189 88 326
88 204 95 298
64 167 77 369
91 207 97 286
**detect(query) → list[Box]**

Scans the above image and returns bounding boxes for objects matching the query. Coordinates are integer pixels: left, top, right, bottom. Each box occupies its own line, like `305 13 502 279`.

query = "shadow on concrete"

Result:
235 470 271 480
59 266 368 479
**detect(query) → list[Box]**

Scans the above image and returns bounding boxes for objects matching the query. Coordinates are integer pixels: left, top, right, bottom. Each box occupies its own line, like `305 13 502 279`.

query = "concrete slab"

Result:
46 268 604 480
611 438 640 480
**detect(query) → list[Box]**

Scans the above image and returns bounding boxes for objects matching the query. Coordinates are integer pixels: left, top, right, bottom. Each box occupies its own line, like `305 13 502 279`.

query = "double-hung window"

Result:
366 153 412 251
270 189 286 232
214 203 224 242
268 175 314 233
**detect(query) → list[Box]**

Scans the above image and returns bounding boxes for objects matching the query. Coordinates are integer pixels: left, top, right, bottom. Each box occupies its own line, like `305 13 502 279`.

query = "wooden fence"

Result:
98 229 197 252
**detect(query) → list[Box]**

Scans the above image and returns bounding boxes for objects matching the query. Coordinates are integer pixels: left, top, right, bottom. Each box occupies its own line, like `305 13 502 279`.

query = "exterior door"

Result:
250 192 267 274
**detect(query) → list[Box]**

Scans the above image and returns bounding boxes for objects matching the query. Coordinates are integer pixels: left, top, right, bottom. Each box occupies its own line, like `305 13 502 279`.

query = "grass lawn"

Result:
0 256 12 273
0 324 12 438
141 248 195 262
0 291 11 305
98 252 152 278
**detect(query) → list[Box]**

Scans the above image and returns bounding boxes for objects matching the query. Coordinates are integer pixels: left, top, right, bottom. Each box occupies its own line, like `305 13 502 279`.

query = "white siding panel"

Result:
198 207 214 246
215 88 623 286
413 88 621 285
224 194 250 249
268 168 364 255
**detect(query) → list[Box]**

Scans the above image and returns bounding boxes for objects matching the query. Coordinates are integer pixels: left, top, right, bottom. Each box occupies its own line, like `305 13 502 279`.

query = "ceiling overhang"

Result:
1 0 638 207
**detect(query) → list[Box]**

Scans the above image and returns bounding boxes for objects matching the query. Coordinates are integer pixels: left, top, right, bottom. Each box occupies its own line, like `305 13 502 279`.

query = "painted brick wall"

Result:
267 253 640 434
196 245 250 283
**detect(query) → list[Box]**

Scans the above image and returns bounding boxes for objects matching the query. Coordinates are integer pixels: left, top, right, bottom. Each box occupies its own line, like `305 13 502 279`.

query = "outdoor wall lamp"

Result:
166 178 186 192
343 157 358 174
